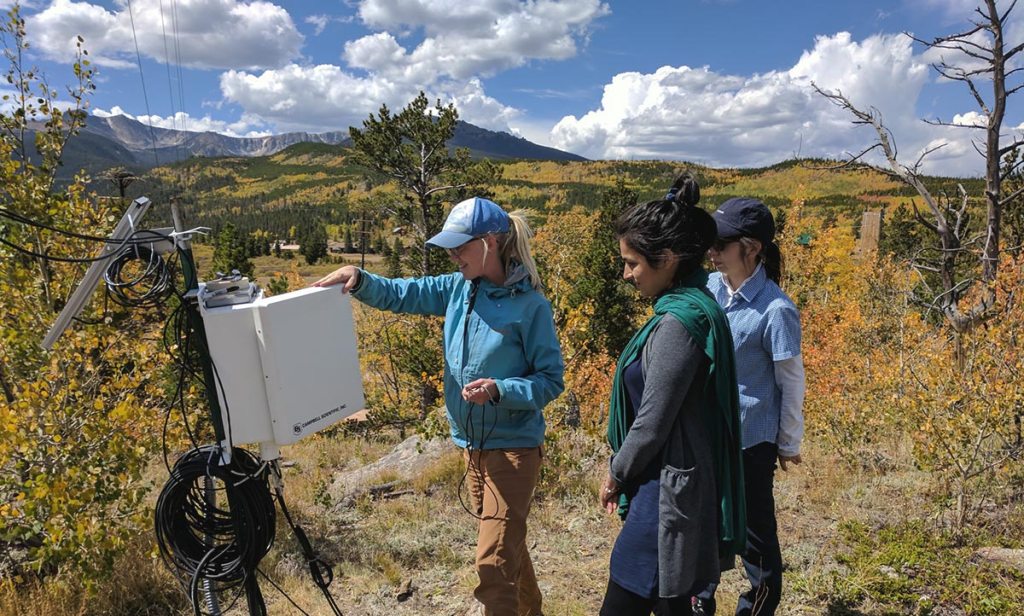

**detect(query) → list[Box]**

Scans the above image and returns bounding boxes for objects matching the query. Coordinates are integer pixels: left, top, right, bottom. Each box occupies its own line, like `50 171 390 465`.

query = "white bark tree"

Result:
814 0 1023 333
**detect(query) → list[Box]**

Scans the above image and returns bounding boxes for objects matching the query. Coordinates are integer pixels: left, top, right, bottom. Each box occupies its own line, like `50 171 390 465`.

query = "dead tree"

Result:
813 0 1024 333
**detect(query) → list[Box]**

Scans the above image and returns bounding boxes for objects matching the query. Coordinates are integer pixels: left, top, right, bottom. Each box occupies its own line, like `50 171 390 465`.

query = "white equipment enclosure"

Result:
199 285 365 460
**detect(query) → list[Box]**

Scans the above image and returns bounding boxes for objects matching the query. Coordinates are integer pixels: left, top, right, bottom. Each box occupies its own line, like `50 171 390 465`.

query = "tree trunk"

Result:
982 0 1006 282
419 193 432 276
0 359 15 404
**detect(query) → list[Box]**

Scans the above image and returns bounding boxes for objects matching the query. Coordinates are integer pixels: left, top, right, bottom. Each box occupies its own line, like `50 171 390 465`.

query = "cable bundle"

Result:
155 446 276 616
104 240 176 308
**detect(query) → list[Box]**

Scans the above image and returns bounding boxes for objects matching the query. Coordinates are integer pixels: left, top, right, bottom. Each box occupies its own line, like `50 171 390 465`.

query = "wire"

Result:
453 281 502 521
0 205 150 243
256 569 313 616
104 243 176 308
270 461 345 616
0 208 178 264
157 0 185 163
170 0 188 134
125 0 160 167
155 445 276 616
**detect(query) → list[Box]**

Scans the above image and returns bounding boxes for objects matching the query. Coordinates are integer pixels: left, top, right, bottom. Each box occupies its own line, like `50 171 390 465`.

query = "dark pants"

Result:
697 442 783 616
599 580 692 616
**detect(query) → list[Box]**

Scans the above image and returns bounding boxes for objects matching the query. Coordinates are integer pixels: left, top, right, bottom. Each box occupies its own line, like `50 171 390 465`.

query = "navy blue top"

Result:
609 358 661 598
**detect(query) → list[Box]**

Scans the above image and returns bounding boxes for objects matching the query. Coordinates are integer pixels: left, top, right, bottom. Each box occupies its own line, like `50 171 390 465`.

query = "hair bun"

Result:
666 172 700 207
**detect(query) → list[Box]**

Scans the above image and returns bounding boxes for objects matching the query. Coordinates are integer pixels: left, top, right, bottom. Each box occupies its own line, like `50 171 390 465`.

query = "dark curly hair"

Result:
615 172 716 283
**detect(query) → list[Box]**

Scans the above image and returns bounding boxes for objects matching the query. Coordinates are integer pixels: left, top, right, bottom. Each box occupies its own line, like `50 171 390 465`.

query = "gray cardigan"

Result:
610 317 721 598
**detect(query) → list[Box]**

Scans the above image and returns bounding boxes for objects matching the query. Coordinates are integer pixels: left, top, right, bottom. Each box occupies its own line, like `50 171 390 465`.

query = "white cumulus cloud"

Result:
219 63 414 132
218 0 609 134
27 0 303 70
344 0 610 80
552 31 993 175
219 64 521 134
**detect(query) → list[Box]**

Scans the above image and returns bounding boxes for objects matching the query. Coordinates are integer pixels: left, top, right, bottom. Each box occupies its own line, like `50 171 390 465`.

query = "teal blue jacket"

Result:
352 267 564 449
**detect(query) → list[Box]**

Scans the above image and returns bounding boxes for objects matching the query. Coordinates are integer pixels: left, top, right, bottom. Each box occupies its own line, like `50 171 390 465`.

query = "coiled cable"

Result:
155 446 275 616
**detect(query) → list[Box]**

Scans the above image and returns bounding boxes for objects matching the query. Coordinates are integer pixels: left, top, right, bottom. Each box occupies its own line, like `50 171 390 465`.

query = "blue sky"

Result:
8 0 1023 174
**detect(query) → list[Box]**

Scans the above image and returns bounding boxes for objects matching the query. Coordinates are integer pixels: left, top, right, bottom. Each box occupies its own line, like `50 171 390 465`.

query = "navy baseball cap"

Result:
712 197 775 245
427 197 511 249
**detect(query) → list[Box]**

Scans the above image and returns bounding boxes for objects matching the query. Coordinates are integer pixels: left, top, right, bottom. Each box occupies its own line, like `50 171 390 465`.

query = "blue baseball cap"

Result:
712 197 775 245
426 197 511 249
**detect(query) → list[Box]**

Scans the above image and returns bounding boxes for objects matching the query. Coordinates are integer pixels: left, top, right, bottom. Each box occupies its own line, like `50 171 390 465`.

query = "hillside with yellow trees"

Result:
4 140 1021 615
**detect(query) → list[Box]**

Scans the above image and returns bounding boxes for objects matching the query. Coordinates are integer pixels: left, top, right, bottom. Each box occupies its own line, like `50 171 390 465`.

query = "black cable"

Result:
0 206 175 245
256 569 314 616
104 243 176 308
0 226 174 264
155 445 276 616
454 281 502 521
270 461 345 616
125 0 160 167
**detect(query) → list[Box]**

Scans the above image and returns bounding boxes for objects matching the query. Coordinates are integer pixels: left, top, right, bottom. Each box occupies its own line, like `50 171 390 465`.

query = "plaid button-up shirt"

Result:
707 265 802 451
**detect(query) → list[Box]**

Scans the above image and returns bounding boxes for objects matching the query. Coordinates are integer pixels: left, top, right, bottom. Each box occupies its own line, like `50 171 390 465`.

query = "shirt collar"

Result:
725 263 767 304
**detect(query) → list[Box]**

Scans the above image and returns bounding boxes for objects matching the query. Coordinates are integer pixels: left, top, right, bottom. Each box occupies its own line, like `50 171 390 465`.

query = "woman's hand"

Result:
600 475 620 514
461 378 499 405
312 265 360 292
779 453 802 471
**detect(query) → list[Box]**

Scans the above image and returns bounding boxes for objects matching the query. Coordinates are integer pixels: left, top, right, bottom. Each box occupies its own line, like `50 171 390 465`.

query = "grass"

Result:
1 429 1022 615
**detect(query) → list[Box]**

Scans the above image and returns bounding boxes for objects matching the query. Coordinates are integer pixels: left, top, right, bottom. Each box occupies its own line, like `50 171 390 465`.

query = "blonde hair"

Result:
477 210 541 290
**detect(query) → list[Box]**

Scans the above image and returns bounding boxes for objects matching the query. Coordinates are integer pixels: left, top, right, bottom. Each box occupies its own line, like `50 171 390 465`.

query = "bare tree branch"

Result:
922 118 987 129
997 137 1024 157
1000 184 1024 206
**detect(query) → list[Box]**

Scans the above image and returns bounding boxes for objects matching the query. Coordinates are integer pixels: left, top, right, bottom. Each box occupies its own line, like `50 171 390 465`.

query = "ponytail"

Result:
500 210 542 290
665 172 700 206
763 241 783 283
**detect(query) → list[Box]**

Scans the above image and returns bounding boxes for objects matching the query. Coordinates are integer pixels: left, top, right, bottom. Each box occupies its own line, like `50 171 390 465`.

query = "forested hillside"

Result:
2 11 1021 613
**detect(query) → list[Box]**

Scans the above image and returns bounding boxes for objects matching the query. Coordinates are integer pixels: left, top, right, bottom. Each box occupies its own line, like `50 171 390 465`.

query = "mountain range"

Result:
53 114 585 178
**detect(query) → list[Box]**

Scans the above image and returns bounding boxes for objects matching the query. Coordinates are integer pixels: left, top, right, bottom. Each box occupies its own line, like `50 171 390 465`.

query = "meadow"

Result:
2 153 1022 615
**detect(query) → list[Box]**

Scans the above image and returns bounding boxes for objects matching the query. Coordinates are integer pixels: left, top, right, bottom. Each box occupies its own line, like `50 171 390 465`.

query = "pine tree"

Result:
386 236 404 278
212 223 253 278
349 91 500 276
879 202 924 261
568 179 640 359
301 224 328 265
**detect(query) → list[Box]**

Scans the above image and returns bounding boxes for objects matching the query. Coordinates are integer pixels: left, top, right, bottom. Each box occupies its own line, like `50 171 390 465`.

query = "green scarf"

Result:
607 268 747 557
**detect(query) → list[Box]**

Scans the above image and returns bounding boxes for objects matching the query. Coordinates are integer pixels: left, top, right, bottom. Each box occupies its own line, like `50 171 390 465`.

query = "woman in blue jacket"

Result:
314 196 564 616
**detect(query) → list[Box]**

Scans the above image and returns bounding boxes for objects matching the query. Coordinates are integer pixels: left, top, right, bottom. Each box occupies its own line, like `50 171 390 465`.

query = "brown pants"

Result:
464 447 543 616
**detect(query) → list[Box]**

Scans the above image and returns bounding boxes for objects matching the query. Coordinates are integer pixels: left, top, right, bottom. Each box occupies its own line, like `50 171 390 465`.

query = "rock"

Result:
974 546 1024 573
396 578 414 602
330 435 451 509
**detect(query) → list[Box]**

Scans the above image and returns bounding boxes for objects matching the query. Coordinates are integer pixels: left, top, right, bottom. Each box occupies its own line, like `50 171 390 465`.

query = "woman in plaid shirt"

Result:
695 197 805 616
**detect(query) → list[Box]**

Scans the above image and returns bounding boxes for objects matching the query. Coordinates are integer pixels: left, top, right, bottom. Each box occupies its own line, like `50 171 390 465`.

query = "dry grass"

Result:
2 429 1019 615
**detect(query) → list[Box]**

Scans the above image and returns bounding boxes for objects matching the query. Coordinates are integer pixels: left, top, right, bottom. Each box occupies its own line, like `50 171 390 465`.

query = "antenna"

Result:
40 196 152 350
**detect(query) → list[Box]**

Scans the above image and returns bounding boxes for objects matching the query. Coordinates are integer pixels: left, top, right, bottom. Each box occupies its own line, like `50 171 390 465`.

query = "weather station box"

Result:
199 285 365 460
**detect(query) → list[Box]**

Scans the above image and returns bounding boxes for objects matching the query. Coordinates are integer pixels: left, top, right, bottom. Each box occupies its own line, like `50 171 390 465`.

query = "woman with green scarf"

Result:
599 175 746 615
